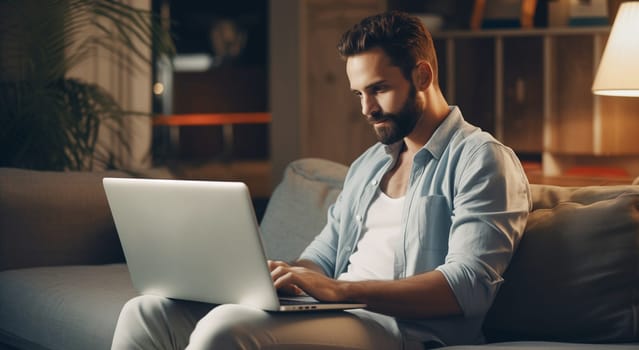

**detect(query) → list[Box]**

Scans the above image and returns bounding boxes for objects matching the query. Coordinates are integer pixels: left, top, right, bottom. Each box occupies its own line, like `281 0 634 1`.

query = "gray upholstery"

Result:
0 265 136 350
443 342 639 349
529 183 639 210
1 161 638 350
485 187 639 343
260 158 348 262
0 168 130 271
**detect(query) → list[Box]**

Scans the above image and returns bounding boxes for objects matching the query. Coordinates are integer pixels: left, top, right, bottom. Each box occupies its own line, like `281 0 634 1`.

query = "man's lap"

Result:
112 295 424 350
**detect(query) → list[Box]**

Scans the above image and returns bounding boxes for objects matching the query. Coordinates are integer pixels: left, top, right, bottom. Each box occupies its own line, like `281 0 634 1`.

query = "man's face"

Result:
346 47 421 145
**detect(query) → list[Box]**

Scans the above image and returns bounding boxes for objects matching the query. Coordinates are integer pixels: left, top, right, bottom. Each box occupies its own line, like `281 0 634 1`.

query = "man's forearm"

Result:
341 270 463 319
274 261 462 319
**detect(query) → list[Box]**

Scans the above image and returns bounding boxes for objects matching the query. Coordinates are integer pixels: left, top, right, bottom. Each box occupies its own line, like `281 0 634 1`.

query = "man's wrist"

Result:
339 280 364 302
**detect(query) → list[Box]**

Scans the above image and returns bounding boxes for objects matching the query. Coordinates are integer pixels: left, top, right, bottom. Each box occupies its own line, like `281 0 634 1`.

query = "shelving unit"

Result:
433 26 639 178
270 1 639 185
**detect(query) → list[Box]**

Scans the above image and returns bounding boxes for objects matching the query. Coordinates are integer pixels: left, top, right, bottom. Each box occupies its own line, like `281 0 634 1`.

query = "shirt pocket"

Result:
416 195 452 269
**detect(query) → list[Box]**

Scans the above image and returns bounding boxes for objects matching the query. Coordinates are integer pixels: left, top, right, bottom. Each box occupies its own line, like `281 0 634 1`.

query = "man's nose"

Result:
361 95 380 117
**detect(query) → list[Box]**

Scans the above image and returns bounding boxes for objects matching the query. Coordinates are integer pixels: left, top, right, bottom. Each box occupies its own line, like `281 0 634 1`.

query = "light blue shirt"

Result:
300 106 532 346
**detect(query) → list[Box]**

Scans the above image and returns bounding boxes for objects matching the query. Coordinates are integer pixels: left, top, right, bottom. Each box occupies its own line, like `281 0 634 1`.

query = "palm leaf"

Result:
0 0 175 170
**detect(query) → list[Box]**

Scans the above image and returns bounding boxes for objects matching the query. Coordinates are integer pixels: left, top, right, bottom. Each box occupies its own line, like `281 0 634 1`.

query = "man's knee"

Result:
117 295 166 327
188 304 268 349
112 295 169 349
114 295 210 350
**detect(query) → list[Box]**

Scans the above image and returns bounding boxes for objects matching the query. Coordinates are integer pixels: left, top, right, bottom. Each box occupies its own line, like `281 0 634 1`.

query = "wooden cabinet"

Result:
269 0 384 182
501 36 544 154
433 26 639 177
302 0 381 164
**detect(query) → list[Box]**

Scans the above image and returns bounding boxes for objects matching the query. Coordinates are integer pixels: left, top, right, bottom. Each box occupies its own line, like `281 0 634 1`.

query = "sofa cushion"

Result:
260 158 348 262
485 188 639 343
530 183 639 210
0 168 130 270
0 264 137 350
441 341 639 349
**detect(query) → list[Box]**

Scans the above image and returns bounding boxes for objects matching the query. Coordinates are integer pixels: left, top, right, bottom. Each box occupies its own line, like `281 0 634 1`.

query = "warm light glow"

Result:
592 2 639 96
153 82 164 95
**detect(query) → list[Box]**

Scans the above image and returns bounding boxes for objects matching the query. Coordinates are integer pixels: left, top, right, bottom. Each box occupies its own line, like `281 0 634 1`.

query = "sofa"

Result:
1 158 638 350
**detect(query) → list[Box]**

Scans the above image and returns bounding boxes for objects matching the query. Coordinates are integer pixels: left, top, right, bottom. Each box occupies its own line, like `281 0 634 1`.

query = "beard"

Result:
367 85 421 145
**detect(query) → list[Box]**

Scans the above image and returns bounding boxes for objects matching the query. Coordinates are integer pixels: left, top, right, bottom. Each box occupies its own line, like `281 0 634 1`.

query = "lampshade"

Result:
592 2 639 97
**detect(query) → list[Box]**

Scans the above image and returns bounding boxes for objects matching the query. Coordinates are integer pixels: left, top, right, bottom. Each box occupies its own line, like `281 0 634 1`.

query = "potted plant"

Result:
0 0 174 170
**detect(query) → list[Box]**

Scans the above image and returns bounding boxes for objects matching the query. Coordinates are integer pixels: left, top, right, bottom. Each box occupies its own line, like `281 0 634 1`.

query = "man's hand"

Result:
267 260 346 301
267 260 462 318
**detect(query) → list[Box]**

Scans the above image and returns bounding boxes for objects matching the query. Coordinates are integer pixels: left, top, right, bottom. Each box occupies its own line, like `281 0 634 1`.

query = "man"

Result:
111 11 531 349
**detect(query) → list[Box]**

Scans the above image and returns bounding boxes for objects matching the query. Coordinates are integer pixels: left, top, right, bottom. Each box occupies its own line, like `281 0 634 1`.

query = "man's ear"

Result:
412 61 433 91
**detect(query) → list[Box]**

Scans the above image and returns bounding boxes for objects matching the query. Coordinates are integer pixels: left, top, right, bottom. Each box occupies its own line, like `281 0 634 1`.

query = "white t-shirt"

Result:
338 189 404 281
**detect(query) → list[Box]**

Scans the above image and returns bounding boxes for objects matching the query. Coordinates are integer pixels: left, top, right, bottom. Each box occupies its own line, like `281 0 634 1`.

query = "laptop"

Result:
102 177 366 312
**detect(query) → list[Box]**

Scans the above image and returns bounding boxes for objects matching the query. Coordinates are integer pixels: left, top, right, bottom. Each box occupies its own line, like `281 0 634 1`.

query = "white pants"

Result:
111 295 427 350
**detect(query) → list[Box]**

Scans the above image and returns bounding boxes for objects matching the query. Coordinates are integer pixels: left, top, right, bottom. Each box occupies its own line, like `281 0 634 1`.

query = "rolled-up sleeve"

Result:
299 197 342 276
436 142 531 318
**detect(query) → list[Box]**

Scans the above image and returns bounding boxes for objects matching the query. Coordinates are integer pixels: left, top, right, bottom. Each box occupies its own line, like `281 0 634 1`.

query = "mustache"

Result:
367 112 391 124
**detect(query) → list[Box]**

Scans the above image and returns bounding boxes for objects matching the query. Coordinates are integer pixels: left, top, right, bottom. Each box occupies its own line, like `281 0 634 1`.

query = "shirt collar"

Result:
383 106 464 161
422 105 463 160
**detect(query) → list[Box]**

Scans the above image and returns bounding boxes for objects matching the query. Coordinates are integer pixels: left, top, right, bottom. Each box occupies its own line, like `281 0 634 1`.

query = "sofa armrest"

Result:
0 168 131 271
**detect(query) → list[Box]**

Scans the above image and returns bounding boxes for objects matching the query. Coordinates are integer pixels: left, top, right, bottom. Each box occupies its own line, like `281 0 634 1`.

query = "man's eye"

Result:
372 86 386 93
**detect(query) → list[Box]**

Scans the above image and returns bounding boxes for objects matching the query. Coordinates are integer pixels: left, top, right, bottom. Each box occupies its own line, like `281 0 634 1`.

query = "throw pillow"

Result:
484 193 639 343
260 158 347 262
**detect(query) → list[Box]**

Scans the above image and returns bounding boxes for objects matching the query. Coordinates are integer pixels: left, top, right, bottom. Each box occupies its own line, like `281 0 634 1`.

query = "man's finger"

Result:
267 260 290 271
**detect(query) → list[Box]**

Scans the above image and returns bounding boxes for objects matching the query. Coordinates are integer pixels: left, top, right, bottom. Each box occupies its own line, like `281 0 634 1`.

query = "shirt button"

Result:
371 179 378 186
355 215 362 222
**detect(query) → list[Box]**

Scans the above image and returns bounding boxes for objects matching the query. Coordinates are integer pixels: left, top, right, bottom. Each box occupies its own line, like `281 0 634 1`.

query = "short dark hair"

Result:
337 11 439 86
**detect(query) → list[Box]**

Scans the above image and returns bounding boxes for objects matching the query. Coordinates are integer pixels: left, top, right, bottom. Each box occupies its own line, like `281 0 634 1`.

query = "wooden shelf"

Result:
153 113 270 126
432 26 639 178
153 113 271 163
432 26 610 39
